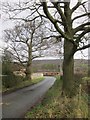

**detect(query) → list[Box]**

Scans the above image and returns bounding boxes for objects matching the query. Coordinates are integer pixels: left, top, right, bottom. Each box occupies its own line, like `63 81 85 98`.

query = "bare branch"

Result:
76 44 90 51
74 22 90 34
71 1 87 13
41 2 73 42
9 16 40 22
51 2 66 24
72 13 90 22
75 27 90 43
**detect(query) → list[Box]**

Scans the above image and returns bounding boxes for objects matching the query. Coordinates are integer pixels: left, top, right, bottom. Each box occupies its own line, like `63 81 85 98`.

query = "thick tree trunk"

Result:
62 40 74 97
25 62 32 80
62 2 76 97
25 41 32 81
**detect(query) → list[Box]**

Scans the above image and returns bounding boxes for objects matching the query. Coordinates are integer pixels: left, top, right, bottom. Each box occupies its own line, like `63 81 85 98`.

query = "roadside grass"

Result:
25 75 88 118
2 77 44 93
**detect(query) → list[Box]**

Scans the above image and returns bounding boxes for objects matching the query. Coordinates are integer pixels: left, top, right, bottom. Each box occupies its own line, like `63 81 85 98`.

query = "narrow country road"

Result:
2 76 56 118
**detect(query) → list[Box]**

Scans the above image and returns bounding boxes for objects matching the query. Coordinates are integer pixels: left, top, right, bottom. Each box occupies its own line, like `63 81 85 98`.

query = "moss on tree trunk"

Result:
62 40 74 97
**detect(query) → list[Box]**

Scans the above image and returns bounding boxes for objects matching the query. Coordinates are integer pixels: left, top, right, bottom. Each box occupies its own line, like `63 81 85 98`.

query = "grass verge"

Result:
25 76 88 118
2 77 44 93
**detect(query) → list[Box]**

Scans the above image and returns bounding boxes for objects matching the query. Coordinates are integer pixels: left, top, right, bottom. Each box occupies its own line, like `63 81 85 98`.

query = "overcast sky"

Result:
0 0 88 59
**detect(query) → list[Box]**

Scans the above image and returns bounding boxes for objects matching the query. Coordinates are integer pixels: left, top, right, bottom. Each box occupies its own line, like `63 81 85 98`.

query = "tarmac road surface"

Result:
2 76 56 118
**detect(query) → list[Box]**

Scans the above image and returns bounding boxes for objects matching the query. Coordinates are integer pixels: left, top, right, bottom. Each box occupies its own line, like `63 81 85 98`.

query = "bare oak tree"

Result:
40 0 90 97
4 21 48 80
